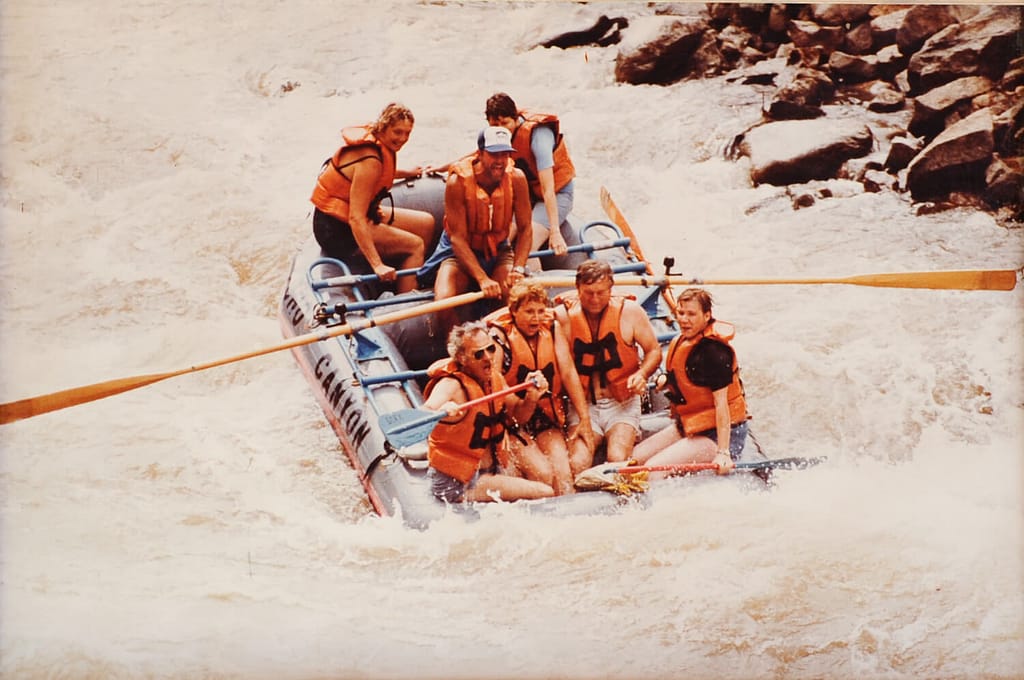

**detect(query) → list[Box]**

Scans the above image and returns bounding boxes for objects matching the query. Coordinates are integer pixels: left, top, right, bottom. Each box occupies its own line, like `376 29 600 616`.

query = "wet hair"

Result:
507 281 551 312
447 320 490 363
370 102 415 135
574 259 614 287
485 92 518 120
676 287 714 314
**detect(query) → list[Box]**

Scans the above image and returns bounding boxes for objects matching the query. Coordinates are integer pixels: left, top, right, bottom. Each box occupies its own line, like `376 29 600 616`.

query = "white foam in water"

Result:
1 2 1022 678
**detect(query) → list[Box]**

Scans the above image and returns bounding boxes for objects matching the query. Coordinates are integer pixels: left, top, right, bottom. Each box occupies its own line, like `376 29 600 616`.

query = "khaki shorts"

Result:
569 395 641 438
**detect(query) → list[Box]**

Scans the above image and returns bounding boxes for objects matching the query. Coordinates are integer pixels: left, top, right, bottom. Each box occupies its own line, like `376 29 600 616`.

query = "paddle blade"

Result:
380 408 445 448
574 461 651 494
842 270 1019 291
0 371 181 425
735 456 826 471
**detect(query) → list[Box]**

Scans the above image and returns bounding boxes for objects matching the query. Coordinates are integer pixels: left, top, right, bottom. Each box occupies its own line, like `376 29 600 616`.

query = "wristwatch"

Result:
511 265 528 275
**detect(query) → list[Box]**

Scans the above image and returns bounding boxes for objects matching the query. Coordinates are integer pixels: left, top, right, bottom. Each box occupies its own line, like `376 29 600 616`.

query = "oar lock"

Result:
309 302 349 329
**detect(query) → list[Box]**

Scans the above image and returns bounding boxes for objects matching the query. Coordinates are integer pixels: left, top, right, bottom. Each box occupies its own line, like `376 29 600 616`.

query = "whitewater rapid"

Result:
1 2 1022 678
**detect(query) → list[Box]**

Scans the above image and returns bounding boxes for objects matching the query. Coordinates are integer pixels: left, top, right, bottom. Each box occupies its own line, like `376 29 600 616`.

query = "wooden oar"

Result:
600 186 679 313
0 291 487 426
380 379 537 449
530 270 1019 291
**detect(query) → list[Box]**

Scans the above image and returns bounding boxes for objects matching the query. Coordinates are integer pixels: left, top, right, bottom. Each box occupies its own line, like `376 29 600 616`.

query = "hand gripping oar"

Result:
0 291 487 426
529 270 1020 291
600 186 679 313
380 378 537 449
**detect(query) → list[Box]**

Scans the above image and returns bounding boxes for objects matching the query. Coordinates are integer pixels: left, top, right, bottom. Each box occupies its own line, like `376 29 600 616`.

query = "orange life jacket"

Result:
310 125 395 222
444 155 514 260
484 308 565 427
664 321 748 436
424 359 508 483
510 111 576 202
561 295 640 403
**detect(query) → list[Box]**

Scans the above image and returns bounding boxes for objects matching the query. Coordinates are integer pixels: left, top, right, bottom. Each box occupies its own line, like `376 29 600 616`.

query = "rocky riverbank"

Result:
541 4 1022 223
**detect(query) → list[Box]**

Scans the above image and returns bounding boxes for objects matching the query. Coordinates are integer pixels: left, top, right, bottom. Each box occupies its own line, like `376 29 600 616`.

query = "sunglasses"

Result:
470 344 498 360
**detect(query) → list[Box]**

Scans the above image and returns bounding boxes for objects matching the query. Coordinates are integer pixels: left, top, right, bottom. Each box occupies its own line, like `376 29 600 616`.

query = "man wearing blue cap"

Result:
422 126 534 334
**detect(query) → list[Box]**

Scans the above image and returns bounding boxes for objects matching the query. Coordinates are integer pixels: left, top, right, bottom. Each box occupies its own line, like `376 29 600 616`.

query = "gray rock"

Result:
828 51 879 83
767 67 835 119
739 118 874 185
907 108 995 199
885 136 923 172
843 20 875 55
907 7 1022 94
909 76 994 138
867 82 906 113
613 15 711 85
870 8 910 49
810 4 873 27
985 154 1024 208
787 19 845 51
896 5 962 56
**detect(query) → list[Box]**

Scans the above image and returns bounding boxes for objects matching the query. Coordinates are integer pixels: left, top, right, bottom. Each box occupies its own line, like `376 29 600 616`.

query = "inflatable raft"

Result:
278 176 765 528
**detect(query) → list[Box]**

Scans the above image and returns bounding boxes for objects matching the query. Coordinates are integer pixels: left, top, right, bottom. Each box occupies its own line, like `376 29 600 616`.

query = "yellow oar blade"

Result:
0 290 485 425
0 371 184 425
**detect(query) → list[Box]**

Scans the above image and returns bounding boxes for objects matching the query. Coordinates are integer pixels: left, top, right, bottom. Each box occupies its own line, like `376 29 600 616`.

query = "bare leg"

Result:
642 436 717 480
536 428 574 495
508 437 554 488
631 423 683 465
372 225 425 293
604 422 639 463
467 474 554 502
388 206 437 250
433 260 470 337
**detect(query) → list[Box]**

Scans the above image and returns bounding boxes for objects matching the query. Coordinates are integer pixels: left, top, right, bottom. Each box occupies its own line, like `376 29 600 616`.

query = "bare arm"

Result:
536 167 566 255
553 320 594 449
508 169 533 277
623 301 663 395
444 173 492 290
420 376 470 422
712 387 735 474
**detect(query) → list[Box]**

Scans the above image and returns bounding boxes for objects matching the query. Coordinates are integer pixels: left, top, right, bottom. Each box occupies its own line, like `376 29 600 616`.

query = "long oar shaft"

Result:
531 269 1019 291
0 290 486 425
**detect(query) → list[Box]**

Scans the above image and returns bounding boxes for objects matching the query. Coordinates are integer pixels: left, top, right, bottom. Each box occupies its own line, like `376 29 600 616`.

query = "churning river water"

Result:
1 2 1022 678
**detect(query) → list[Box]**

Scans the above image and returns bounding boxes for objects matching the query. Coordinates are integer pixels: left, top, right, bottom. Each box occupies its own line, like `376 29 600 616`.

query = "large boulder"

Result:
907 7 1022 94
810 4 873 26
787 19 845 51
985 154 1024 209
767 66 836 119
739 118 874 185
895 5 963 56
870 8 910 48
828 51 879 83
909 76 995 138
907 107 995 200
613 15 712 84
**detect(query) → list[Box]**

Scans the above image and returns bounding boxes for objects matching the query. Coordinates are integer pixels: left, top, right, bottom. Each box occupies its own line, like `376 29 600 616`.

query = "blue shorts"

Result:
684 420 749 460
429 468 479 504
417 230 512 287
530 184 574 228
